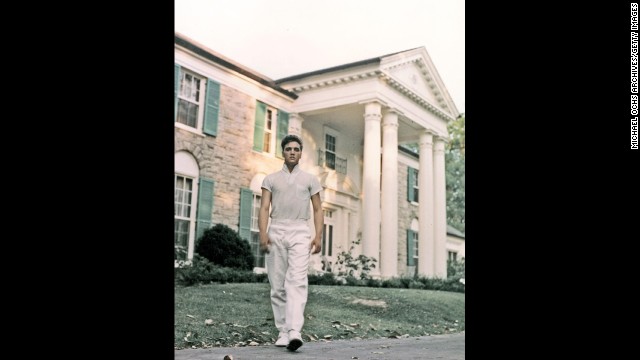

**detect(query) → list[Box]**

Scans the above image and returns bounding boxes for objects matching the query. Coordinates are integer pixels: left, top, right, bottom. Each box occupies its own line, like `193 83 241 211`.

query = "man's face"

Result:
283 141 302 166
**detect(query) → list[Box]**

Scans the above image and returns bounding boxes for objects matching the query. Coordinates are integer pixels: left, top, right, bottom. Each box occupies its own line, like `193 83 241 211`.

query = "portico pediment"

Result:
380 48 458 120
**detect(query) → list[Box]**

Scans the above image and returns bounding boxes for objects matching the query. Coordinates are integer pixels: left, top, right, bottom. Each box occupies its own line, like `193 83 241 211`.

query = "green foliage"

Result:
195 223 255 270
333 237 377 280
445 113 465 233
174 255 465 293
447 257 465 279
174 254 268 286
308 272 338 285
175 246 188 262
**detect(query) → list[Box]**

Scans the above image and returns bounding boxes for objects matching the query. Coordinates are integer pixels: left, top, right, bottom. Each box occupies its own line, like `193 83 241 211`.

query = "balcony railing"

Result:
317 149 347 174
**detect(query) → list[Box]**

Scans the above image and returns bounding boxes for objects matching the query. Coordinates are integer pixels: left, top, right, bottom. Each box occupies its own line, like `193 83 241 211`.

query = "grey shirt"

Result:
261 163 322 220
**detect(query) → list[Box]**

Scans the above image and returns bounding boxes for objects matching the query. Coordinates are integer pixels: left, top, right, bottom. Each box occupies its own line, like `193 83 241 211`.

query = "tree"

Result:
445 113 465 233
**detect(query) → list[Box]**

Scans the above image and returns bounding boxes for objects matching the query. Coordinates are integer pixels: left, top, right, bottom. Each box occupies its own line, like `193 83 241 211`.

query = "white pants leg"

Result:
266 219 311 333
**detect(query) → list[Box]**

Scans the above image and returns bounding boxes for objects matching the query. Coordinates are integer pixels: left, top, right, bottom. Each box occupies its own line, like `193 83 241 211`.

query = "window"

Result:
412 231 419 263
174 64 220 135
407 219 419 266
175 151 205 265
263 109 274 153
175 175 193 261
239 187 266 269
250 193 265 268
407 167 419 202
177 71 202 128
253 101 289 157
322 209 334 257
325 134 336 169
318 126 347 174
448 251 458 262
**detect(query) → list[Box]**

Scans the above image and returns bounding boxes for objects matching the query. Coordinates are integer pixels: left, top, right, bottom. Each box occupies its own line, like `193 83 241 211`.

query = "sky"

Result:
175 0 465 115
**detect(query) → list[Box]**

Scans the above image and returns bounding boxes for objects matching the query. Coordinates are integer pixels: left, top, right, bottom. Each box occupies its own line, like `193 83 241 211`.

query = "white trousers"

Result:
266 219 311 333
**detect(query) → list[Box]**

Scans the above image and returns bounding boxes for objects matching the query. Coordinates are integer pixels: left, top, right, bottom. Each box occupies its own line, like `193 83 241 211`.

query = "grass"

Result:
175 282 465 349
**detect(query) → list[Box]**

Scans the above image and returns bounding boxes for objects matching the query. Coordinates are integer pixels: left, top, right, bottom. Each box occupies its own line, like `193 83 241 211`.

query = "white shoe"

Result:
287 330 303 351
275 332 289 347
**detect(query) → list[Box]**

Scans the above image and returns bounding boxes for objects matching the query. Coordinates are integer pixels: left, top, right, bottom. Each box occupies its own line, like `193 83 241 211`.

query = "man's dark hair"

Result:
281 134 303 151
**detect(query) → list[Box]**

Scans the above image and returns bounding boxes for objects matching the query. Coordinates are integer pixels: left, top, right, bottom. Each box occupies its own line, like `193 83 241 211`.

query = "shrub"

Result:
195 224 255 270
447 257 465 278
174 254 216 286
333 237 377 280
175 254 269 286
308 272 337 286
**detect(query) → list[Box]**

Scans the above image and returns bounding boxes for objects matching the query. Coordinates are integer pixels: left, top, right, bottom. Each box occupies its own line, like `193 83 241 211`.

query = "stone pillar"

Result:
418 130 435 276
362 102 382 275
380 109 399 278
433 137 448 278
288 113 304 136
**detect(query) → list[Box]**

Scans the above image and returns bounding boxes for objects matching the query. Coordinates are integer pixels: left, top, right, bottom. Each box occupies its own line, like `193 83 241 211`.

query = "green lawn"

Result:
175 282 465 349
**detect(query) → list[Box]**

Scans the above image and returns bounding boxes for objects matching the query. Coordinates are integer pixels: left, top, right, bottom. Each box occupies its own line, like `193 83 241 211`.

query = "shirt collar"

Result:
281 163 300 174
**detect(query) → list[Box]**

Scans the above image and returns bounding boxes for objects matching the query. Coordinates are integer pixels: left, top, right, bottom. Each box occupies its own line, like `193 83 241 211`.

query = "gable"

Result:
381 48 458 118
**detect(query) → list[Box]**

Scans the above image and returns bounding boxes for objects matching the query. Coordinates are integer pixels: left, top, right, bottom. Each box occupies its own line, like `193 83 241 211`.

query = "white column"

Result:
380 110 399 278
433 137 448 277
418 130 435 276
362 102 381 276
288 113 304 136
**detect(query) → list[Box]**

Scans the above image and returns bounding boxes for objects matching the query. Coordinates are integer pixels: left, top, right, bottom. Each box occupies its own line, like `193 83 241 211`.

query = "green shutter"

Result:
407 230 416 266
275 110 289 158
253 101 267 152
174 64 181 122
195 178 215 242
203 79 220 136
239 188 253 241
407 167 416 202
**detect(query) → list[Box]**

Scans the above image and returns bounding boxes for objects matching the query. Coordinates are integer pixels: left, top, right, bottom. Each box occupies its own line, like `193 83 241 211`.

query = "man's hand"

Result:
259 235 271 254
310 237 322 254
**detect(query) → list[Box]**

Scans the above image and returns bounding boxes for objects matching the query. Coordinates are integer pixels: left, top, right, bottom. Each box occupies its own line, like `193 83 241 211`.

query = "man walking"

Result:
258 134 323 351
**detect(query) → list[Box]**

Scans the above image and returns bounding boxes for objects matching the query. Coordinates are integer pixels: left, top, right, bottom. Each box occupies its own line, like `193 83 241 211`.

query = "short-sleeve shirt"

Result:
261 163 322 220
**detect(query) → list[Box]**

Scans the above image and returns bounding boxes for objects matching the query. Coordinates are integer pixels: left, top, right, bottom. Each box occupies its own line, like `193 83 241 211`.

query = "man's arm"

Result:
258 188 272 253
310 192 323 254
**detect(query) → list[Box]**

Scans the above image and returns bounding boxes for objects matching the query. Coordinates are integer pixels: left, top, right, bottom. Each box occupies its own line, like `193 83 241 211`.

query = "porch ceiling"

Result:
300 103 423 146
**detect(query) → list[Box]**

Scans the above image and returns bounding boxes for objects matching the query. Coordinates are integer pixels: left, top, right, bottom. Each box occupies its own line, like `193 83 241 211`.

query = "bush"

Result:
195 224 255 270
447 257 465 286
175 254 269 286
174 254 216 286
333 238 377 280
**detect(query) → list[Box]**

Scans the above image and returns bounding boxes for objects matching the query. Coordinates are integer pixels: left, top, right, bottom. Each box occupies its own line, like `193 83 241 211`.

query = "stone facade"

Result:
175 85 283 231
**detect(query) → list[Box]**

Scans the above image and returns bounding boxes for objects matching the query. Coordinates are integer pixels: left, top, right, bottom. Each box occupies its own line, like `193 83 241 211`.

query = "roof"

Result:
447 225 465 239
275 47 423 83
175 33 298 100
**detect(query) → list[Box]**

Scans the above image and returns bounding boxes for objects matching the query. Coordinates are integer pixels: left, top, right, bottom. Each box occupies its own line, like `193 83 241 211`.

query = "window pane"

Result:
175 219 190 260
192 78 200 102
251 194 261 230
263 133 271 153
266 109 273 130
328 225 333 256
322 225 327 256
177 99 199 128
186 103 197 128
251 232 265 268
326 152 335 169
175 176 193 217
325 134 335 152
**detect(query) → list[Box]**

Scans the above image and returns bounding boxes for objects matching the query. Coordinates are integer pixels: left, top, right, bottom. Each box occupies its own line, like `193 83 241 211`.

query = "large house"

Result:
174 33 463 278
